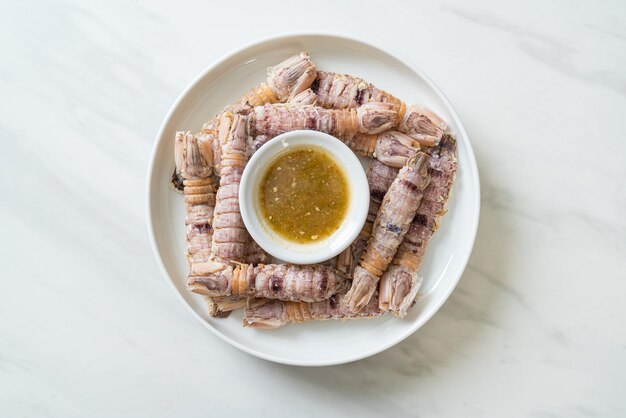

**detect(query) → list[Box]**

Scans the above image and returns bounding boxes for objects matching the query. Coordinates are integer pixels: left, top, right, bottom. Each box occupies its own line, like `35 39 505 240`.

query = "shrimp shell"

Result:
344 152 431 312
249 102 397 138
178 132 237 317
188 263 349 303
243 292 382 329
379 134 457 317
210 113 250 261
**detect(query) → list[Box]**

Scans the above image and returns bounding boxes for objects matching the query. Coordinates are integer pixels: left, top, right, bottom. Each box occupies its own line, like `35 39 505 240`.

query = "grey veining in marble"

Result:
1 0 625 417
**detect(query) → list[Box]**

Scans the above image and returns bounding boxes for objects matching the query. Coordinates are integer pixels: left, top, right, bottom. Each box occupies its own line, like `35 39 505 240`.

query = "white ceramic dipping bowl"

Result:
240 130 369 264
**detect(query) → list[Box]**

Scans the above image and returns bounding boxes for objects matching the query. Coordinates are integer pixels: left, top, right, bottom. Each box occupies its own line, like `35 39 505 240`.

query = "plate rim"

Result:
146 31 481 366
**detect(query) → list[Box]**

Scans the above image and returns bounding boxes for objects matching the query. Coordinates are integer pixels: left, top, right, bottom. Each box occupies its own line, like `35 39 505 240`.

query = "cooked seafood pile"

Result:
173 52 457 328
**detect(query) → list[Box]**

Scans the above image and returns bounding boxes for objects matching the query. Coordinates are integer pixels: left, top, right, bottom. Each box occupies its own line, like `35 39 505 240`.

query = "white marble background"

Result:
1 0 625 416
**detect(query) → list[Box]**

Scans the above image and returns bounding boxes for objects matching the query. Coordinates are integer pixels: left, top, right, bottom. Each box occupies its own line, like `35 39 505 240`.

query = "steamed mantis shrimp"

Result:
175 131 230 317
198 117 270 265
210 112 257 262
188 263 349 303
312 71 447 146
344 153 431 312
379 134 457 317
248 102 398 139
243 292 382 329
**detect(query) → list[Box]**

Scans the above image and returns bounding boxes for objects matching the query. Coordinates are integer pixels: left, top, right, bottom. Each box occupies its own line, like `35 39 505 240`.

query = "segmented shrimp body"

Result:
188 263 349 303
176 131 231 317
211 112 270 266
344 153 431 312
243 293 382 329
249 102 397 138
210 113 252 261
379 134 457 317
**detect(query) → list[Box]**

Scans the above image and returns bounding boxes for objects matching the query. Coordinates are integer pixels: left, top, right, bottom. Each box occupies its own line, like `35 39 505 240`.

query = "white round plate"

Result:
147 33 480 366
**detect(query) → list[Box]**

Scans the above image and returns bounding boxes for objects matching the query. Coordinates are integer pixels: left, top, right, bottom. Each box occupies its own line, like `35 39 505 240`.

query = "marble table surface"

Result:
1 1 624 416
